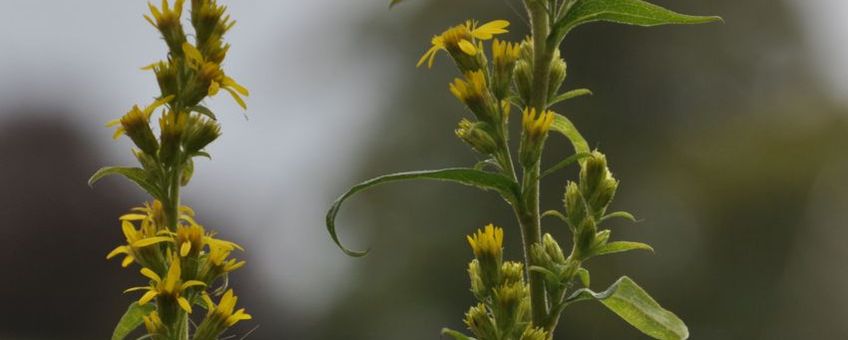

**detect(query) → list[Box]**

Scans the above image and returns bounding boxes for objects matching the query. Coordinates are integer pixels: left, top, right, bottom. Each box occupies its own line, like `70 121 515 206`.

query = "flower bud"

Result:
468 259 487 299
183 115 221 155
465 304 497 340
159 111 186 166
548 53 567 100
493 282 529 332
519 108 555 166
521 327 550 340
500 261 524 286
542 233 566 265
145 0 188 56
455 119 498 154
492 39 520 99
467 224 504 291
579 152 619 219
450 71 499 123
120 106 159 155
514 60 533 106
564 181 588 231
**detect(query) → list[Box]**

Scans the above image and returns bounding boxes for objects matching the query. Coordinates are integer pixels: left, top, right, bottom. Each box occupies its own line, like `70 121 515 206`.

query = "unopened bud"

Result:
520 327 549 340
121 106 159 155
183 115 221 155
500 261 524 286
580 152 619 219
456 119 498 154
564 181 587 230
465 304 497 340
548 53 567 100
542 233 566 265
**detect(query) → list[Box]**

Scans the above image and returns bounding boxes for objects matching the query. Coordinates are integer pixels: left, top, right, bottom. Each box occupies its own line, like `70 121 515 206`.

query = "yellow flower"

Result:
492 39 520 66
521 107 555 139
207 239 246 273
106 96 173 140
201 289 252 327
106 220 173 268
144 0 185 30
417 19 510 68
182 42 249 109
467 224 504 259
125 258 206 313
449 70 488 104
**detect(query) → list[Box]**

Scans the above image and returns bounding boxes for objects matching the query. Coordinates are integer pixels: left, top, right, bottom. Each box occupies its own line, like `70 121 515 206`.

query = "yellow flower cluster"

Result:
97 1 252 339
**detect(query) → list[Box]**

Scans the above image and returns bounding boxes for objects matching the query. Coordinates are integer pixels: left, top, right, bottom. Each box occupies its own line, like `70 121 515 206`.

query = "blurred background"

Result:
0 0 846 339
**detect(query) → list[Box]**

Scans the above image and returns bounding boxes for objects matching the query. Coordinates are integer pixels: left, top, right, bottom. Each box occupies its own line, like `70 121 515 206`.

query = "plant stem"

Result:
163 161 188 340
519 0 556 328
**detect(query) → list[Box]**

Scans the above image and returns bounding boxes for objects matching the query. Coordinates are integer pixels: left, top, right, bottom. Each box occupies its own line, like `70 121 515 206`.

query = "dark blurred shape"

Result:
0 112 141 339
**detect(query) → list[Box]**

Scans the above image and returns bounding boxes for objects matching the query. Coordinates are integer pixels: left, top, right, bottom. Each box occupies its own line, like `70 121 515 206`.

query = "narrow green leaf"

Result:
592 241 654 257
441 328 476 340
89 166 166 199
549 88 593 106
190 105 217 120
541 152 592 178
389 0 405 8
550 0 722 45
600 210 638 223
566 276 689 339
550 113 591 162
112 302 155 340
541 209 567 223
327 168 520 257
576 267 591 287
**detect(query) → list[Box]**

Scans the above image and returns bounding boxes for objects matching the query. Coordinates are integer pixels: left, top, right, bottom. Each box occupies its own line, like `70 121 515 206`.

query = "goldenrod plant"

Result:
327 0 719 339
90 1 251 339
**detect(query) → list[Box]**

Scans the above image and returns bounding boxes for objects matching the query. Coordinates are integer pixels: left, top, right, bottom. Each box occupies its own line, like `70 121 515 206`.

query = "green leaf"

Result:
89 166 166 200
576 267 591 287
549 88 593 106
600 210 638 223
566 276 689 339
389 0 405 8
327 168 520 257
550 113 591 162
111 302 155 340
441 328 476 340
541 209 567 223
190 105 217 120
541 152 592 178
592 241 654 257
550 0 722 45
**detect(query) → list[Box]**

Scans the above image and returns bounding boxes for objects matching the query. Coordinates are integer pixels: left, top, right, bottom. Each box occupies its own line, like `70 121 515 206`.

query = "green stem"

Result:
163 162 187 340
519 0 556 329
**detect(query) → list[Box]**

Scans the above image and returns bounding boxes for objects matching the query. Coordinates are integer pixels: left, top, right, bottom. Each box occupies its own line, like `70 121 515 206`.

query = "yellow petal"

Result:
223 76 249 96
182 42 204 65
132 236 173 248
223 87 247 109
226 309 252 326
123 286 150 293
106 246 128 259
179 205 196 216
181 280 206 290
164 260 181 293
120 213 148 221
180 242 191 257
140 267 162 283
139 290 159 305
208 81 220 96
177 297 192 313
121 256 135 268
201 293 215 313
472 20 510 40
458 40 477 55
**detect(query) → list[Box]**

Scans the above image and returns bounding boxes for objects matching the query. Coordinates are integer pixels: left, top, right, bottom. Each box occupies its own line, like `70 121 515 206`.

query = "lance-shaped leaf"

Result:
111 302 155 340
89 166 166 200
327 168 520 257
566 276 689 339
441 328 477 340
550 0 721 45
550 113 591 164
591 241 654 257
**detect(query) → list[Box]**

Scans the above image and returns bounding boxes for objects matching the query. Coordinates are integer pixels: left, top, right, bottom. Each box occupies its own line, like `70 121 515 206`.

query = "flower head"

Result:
126 257 205 313
201 289 252 326
106 96 173 140
467 224 504 259
449 70 497 121
521 108 554 140
417 19 510 68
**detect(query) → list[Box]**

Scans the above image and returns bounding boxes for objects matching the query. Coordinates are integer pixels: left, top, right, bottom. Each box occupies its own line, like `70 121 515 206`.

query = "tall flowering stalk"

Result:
91 1 251 339
328 0 719 339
